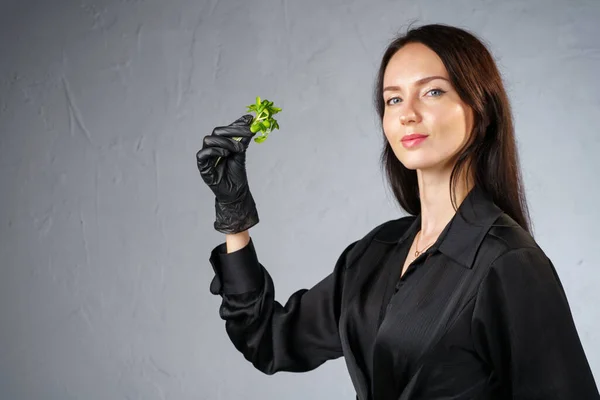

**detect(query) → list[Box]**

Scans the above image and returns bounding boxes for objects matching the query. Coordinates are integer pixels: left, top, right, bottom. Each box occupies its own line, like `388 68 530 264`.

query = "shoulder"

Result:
342 215 417 269
481 213 555 280
487 213 539 252
484 213 547 258
365 215 417 244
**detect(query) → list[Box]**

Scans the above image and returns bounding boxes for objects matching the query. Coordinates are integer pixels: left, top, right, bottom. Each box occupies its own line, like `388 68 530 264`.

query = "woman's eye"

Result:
427 88 446 97
386 89 445 105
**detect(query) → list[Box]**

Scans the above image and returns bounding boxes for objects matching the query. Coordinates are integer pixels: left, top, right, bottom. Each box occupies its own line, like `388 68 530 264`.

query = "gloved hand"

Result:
196 114 259 234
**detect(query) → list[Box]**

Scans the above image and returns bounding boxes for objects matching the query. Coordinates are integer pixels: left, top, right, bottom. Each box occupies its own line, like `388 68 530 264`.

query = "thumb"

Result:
230 114 255 149
238 114 257 148
230 114 253 127
239 135 254 149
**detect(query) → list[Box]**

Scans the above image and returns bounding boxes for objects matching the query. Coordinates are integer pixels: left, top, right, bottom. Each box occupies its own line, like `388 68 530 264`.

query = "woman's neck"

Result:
416 167 474 240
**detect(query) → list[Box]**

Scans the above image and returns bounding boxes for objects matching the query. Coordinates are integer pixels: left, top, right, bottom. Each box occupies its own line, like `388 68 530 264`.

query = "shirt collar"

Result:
373 185 504 268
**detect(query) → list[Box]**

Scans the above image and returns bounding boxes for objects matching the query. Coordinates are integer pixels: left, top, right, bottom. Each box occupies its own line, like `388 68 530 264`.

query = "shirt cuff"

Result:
209 237 264 295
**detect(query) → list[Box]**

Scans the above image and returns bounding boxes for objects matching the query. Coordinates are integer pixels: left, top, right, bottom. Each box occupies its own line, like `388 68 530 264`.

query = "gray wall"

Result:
1 0 598 399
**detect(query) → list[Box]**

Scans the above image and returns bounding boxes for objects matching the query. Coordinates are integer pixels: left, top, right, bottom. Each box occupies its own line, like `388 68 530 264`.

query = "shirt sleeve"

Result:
471 246 600 399
208 237 358 375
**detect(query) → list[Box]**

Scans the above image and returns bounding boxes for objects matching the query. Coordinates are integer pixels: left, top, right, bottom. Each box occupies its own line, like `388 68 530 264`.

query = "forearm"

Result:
226 230 250 253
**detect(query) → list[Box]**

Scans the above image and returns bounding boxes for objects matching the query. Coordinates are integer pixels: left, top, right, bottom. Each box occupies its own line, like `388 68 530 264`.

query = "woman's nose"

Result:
400 108 420 125
399 99 421 125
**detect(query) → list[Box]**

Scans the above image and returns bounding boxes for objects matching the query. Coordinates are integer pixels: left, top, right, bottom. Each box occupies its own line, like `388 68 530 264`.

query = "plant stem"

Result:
212 104 277 167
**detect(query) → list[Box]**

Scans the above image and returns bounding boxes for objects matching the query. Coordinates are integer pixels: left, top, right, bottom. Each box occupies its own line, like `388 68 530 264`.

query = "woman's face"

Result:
382 42 474 173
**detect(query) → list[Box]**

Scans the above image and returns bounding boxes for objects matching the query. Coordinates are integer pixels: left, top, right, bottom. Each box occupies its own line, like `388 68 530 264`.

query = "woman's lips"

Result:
401 134 428 148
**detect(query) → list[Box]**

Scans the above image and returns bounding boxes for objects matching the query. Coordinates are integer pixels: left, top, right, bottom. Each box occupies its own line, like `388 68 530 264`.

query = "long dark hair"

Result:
373 23 532 235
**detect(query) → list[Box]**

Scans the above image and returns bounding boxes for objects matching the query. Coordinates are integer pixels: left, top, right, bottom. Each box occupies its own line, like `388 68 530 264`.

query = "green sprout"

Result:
215 97 282 166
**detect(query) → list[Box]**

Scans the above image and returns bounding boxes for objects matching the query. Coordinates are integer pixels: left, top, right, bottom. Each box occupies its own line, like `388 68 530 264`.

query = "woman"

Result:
196 24 599 399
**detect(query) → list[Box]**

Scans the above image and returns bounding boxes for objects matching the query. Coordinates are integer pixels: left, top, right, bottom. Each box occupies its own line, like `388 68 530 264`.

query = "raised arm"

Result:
208 235 357 374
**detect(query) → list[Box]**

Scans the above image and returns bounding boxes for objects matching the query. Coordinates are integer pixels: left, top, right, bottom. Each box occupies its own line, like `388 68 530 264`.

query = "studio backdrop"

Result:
1 0 598 399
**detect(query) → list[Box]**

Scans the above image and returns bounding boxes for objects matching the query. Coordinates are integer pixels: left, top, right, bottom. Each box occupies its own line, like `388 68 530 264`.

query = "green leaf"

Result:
243 97 283 143
254 134 268 143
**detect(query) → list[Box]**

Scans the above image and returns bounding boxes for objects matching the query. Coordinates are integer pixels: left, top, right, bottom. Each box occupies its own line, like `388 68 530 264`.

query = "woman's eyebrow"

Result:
383 76 449 93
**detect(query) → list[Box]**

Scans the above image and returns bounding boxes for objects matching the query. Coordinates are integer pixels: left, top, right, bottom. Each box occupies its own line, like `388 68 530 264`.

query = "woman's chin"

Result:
399 158 436 171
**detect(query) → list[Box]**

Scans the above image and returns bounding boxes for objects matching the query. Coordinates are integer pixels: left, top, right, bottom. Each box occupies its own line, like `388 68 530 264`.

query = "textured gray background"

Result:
1 0 599 399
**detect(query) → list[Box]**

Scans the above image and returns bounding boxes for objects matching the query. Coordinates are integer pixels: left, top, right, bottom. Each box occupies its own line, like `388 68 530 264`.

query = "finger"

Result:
230 114 253 126
202 135 244 153
212 114 254 138
196 146 231 168
239 132 255 148
212 124 255 139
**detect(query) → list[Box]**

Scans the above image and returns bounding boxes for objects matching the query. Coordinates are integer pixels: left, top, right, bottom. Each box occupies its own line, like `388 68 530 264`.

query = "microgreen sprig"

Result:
215 97 282 166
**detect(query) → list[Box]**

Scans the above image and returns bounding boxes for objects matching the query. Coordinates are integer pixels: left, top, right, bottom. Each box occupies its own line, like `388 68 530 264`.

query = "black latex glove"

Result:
196 114 259 234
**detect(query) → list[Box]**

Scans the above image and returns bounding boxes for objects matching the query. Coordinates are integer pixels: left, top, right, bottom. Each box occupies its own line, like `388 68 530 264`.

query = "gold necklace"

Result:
414 230 435 258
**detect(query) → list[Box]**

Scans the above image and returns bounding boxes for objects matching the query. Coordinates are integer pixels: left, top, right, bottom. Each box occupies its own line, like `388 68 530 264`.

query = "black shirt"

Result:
208 185 599 399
